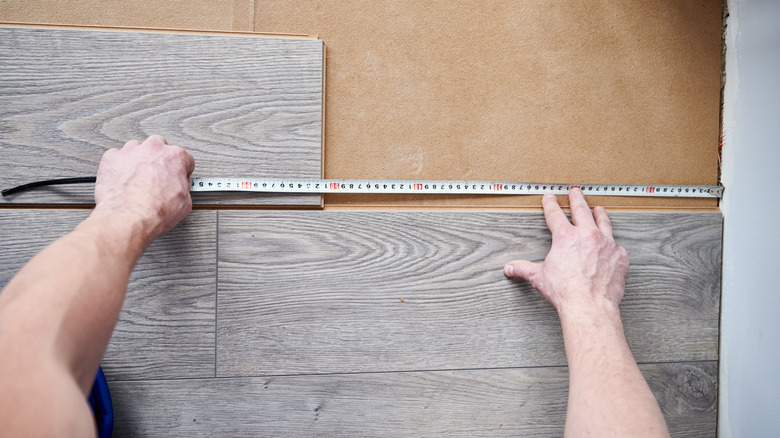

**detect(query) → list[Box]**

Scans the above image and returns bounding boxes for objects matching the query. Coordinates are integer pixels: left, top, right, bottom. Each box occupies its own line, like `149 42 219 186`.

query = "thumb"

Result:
503 260 541 282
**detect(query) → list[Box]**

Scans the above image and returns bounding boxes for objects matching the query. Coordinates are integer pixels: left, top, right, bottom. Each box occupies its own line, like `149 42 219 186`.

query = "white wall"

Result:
720 0 780 436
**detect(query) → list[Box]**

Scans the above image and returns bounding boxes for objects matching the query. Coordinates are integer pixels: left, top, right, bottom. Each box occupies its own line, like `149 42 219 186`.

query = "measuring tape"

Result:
190 177 723 198
1 177 723 198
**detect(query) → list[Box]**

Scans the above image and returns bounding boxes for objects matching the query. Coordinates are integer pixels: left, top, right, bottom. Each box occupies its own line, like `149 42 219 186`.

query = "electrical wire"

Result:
2 177 97 197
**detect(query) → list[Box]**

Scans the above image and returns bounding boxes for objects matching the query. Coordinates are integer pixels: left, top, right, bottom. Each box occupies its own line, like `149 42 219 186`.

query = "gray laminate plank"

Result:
0 26 323 205
110 361 717 437
0 209 217 379
217 212 721 376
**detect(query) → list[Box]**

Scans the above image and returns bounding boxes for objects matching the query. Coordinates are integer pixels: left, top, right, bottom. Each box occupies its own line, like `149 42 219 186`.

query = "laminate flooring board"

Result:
0 210 217 380
614 212 723 362
0 26 323 206
216 211 722 376
110 361 717 437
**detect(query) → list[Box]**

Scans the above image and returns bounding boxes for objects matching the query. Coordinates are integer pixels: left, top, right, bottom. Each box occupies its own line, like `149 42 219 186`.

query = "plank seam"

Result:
108 359 718 383
215 211 219 378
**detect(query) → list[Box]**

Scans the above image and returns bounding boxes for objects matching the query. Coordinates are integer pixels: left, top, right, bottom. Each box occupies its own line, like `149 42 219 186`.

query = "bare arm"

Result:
504 189 669 438
0 135 194 437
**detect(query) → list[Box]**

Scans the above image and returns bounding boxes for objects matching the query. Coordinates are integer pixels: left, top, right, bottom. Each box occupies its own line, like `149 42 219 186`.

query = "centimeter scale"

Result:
190 177 724 198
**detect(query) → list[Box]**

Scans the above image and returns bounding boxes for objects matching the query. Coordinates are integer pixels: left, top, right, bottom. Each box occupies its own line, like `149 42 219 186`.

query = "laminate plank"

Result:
0 210 217 379
110 361 717 437
0 26 323 206
217 211 721 376
613 212 723 362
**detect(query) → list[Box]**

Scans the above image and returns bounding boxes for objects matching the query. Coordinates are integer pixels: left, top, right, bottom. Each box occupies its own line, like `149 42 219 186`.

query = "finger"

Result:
568 187 596 228
123 139 141 149
97 149 118 175
184 150 196 177
504 260 541 282
542 193 571 234
147 134 168 145
101 148 119 159
593 206 615 241
169 146 196 177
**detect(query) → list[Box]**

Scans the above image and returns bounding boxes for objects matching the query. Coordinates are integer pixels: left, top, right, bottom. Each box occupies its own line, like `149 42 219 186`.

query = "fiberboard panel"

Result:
0 26 323 206
256 0 722 209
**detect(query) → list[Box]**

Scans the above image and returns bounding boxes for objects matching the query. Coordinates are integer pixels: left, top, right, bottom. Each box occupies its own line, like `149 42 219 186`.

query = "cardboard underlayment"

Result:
1 0 722 209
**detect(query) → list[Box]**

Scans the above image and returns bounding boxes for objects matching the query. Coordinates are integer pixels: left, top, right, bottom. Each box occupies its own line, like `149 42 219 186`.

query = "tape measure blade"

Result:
189 177 723 198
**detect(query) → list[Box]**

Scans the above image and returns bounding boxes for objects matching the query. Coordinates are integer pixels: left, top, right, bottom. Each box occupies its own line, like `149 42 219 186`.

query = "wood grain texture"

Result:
217 211 722 376
110 361 716 437
0 210 217 380
0 26 323 205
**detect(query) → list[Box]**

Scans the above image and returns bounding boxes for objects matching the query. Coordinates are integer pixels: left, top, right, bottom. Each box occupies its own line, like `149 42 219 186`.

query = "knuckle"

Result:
147 134 167 144
171 147 191 165
557 226 576 240
584 228 603 242
172 146 188 158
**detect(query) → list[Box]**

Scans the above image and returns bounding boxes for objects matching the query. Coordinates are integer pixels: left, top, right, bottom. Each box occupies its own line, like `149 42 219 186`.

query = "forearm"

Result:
0 206 153 392
0 136 192 436
559 300 669 438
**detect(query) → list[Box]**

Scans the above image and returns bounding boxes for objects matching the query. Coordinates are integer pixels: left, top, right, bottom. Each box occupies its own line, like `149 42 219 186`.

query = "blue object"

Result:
88 367 114 438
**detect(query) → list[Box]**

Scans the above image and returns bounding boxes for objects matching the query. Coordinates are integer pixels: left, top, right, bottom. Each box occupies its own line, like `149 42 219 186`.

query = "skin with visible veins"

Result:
0 135 194 437
505 189 669 438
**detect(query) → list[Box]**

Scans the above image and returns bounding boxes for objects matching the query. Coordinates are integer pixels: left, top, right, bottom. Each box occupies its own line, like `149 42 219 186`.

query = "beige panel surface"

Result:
0 0 254 32
254 0 722 209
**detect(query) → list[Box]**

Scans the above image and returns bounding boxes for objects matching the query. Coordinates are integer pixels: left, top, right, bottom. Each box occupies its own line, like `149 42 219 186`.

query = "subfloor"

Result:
0 209 721 437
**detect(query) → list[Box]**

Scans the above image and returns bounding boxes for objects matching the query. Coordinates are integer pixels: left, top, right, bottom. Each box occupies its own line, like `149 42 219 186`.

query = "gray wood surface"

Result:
0 26 323 206
0 209 720 434
0 209 217 380
110 361 717 437
217 211 722 376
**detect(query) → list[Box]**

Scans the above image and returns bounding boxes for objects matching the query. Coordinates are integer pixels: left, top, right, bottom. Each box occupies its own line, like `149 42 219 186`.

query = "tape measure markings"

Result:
190 178 723 198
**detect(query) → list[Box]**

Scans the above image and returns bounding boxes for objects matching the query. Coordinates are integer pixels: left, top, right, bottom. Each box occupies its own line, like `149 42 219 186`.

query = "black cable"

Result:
2 177 97 197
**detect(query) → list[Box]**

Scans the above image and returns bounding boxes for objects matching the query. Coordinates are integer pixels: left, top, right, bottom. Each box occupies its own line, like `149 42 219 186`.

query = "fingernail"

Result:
504 264 514 277
544 193 555 199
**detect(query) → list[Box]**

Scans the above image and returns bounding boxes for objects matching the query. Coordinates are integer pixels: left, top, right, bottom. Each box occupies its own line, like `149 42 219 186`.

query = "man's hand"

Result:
503 188 629 316
504 189 669 438
94 135 195 240
0 136 196 437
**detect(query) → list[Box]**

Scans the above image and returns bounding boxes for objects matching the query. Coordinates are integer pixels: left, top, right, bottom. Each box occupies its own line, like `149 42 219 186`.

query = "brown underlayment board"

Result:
254 0 723 209
1 1 722 209
0 210 217 380
0 25 323 206
0 0 256 32
109 364 717 437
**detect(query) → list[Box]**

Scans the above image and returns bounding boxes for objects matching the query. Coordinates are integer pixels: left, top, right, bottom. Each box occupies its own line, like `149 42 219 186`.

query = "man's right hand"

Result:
503 189 669 438
503 188 629 317
94 135 195 241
